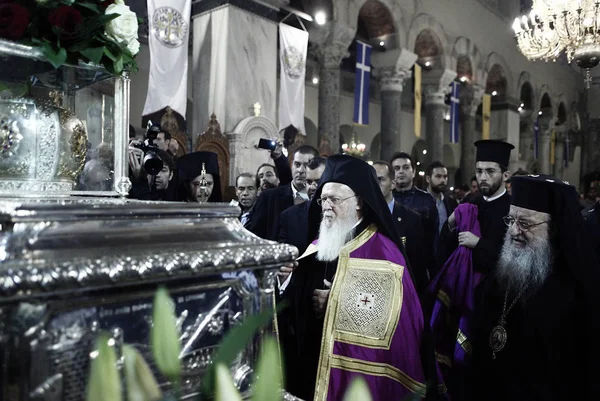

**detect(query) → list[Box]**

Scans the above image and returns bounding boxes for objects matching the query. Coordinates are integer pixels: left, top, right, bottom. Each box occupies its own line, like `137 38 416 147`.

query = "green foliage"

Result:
150 287 182 383
202 302 286 397
85 333 122 401
251 337 283 401
4 0 138 75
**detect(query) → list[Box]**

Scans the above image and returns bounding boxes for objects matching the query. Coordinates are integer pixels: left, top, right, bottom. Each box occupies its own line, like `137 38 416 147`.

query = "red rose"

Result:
48 6 83 42
0 4 30 41
100 0 115 8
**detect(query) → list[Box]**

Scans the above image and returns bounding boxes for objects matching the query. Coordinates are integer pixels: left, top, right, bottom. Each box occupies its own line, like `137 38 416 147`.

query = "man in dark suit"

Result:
234 173 257 228
278 157 326 255
426 161 458 237
248 145 319 240
373 161 430 294
390 152 437 260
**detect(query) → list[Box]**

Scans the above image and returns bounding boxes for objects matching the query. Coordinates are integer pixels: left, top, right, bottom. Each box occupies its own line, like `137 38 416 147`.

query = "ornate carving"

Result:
460 84 485 116
378 67 412 92
312 42 350 69
423 69 457 105
195 114 230 197
0 180 72 193
160 106 188 156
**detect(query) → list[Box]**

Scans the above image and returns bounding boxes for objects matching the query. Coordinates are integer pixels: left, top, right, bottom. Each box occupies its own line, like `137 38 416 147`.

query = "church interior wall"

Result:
125 0 588 184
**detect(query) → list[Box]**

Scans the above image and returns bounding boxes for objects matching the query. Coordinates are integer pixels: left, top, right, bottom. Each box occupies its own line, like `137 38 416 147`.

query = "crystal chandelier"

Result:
513 0 600 87
341 135 366 158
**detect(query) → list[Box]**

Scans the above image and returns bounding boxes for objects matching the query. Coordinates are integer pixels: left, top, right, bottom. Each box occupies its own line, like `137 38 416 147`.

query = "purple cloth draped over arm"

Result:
427 203 483 379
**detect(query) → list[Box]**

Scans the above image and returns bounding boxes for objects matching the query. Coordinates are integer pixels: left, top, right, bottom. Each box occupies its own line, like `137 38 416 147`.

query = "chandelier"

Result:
341 135 366 158
513 0 600 87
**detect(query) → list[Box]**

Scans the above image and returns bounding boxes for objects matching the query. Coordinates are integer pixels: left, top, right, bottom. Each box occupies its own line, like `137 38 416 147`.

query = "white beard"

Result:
316 214 358 262
496 231 553 297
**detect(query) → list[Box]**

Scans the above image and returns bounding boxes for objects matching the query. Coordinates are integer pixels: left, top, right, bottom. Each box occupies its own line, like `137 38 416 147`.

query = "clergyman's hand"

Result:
458 231 480 249
277 261 297 284
312 279 332 318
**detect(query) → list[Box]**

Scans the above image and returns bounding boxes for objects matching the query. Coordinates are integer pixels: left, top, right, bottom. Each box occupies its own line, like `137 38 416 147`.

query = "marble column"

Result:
459 84 484 185
312 42 349 154
372 49 417 160
538 116 554 175
423 69 457 164
553 128 567 179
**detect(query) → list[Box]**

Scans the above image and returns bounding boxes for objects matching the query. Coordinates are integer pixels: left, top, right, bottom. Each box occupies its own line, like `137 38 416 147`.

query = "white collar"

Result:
483 188 507 202
291 182 308 200
351 217 364 230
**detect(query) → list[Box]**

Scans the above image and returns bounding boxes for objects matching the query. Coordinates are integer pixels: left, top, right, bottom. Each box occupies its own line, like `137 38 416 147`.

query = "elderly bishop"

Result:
280 155 443 401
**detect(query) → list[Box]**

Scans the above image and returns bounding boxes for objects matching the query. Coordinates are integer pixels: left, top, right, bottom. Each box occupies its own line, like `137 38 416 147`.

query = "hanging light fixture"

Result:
513 0 600 88
341 134 366 158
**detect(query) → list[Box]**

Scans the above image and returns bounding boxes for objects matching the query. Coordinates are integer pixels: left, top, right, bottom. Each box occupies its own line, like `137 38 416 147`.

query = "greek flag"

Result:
534 116 539 159
449 82 460 143
353 41 372 125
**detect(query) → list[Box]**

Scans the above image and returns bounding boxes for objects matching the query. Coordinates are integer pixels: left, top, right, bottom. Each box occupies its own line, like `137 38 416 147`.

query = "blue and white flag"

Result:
353 41 372 125
534 116 540 159
449 82 460 143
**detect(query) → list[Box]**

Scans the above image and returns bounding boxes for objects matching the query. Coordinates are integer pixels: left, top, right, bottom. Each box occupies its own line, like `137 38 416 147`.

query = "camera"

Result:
257 138 277 151
133 122 164 175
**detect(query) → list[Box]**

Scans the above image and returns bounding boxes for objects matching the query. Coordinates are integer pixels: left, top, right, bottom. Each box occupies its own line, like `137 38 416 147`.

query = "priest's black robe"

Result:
280 251 339 401
436 191 511 275
470 264 592 401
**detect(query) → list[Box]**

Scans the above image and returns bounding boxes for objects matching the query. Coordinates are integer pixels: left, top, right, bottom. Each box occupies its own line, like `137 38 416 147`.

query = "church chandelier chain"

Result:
512 0 600 87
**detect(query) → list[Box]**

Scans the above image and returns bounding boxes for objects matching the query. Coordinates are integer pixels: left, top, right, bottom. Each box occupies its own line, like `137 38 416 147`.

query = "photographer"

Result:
129 149 176 201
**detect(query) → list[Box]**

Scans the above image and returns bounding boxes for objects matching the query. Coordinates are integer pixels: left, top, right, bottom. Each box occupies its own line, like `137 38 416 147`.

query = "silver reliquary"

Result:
0 40 130 197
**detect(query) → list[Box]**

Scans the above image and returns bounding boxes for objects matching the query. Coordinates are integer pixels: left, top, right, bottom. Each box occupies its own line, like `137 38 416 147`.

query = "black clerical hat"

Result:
474 140 514 168
511 175 578 216
177 151 222 202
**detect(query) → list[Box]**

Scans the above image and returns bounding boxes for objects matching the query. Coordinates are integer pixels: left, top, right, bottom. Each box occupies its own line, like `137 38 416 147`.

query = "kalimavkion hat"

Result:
474 140 515 168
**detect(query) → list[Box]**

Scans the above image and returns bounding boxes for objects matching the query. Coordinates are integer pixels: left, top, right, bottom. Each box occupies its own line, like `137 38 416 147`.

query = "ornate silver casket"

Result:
0 199 296 400
0 39 297 400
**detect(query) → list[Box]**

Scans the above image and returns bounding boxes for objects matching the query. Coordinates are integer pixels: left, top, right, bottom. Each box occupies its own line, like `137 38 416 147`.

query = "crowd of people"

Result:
127 122 600 401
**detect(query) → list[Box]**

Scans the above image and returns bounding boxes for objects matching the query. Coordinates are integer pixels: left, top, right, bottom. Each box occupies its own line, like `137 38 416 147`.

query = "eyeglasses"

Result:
317 195 356 206
503 216 550 231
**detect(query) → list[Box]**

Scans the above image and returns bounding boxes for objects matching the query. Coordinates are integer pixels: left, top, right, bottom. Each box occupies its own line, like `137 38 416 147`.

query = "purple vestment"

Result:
428 203 482 386
311 225 428 401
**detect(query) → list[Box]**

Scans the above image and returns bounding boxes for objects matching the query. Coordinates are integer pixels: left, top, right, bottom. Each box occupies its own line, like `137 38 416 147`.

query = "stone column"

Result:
313 43 347 153
311 22 354 154
372 49 417 160
459 84 484 185
538 116 554 175
553 128 567 179
423 69 457 164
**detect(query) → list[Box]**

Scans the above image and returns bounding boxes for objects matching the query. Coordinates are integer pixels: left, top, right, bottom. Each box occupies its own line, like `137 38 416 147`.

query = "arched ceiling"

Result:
540 93 552 109
456 55 473 82
486 64 508 96
414 29 443 67
519 82 534 109
356 0 396 40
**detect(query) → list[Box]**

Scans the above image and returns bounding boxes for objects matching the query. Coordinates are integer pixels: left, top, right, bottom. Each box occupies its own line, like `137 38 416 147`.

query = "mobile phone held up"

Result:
257 138 277 151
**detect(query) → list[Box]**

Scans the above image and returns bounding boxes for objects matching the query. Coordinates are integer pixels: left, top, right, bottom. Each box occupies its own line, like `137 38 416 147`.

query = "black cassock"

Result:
279 252 338 401
436 192 511 275
470 261 591 401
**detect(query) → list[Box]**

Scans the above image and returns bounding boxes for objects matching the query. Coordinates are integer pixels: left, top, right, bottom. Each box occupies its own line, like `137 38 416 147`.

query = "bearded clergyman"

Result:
438 140 514 274
471 175 600 401
280 155 444 401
